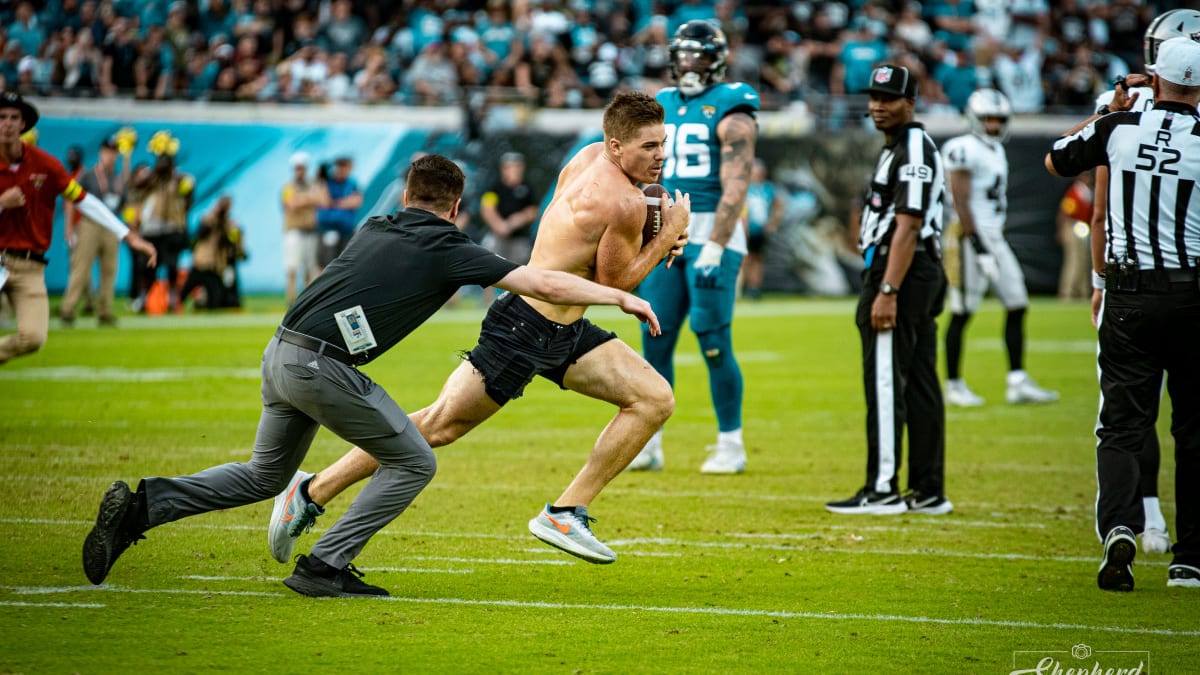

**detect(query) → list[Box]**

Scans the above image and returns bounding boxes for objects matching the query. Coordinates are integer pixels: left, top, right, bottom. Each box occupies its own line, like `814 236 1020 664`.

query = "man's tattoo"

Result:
713 113 758 243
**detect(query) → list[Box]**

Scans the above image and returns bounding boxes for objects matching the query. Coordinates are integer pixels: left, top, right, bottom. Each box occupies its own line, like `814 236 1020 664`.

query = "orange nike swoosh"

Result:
280 481 302 523
545 514 570 534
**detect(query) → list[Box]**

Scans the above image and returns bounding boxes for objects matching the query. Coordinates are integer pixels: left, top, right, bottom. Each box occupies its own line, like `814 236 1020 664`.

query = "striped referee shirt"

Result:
859 122 945 252
1049 101 1200 270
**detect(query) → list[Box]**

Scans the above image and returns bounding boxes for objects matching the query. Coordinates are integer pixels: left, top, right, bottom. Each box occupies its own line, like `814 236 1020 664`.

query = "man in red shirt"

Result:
0 91 157 364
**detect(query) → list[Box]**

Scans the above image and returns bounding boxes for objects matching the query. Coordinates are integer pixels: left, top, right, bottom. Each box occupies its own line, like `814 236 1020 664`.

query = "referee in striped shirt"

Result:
1046 37 1200 591
826 65 950 516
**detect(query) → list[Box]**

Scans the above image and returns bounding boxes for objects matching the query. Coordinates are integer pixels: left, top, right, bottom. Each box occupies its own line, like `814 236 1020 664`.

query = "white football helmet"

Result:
1144 9 1200 73
965 88 1012 143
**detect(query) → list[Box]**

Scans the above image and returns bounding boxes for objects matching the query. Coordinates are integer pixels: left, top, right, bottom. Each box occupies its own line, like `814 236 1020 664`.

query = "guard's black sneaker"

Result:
825 488 907 515
82 481 146 584
283 554 390 598
1098 526 1136 592
904 491 954 515
1167 564 1200 588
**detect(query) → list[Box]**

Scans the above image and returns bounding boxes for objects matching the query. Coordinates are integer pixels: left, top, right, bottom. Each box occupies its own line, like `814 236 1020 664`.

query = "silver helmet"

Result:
1144 9 1200 73
965 88 1012 143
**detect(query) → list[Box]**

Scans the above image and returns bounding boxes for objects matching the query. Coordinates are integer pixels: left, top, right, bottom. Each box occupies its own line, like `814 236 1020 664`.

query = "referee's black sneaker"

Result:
825 488 907 515
904 491 954 515
283 554 390 598
1167 564 1200 588
1098 526 1136 592
82 480 147 584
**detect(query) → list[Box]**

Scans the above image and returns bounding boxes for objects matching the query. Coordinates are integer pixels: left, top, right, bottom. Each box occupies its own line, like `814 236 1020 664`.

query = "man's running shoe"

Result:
528 504 616 564
82 480 146 584
1167 564 1200 588
282 554 389 598
269 471 322 563
904 491 954 515
825 488 908 515
1098 525 1136 592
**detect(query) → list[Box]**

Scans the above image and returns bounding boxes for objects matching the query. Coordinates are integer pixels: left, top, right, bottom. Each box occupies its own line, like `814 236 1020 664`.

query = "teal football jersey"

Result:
656 83 760 213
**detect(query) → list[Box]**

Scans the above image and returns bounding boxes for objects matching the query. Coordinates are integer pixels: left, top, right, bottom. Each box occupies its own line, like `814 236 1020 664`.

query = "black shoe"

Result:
82 481 146 584
1167 564 1200 588
98 315 118 327
283 554 390 598
1098 526 1136 592
60 315 75 327
904 491 954 515
825 488 908 515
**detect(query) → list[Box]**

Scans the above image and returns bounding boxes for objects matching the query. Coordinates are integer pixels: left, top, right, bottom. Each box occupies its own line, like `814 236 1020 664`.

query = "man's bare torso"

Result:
521 142 642 324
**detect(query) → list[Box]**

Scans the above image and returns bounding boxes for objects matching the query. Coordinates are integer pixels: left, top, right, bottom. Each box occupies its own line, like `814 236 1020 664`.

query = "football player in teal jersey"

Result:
629 19 760 474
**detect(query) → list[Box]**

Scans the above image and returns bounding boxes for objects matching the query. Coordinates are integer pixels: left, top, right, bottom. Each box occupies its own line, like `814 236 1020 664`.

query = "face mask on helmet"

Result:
669 21 728 96
965 89 1012 143
1144 9 1200 73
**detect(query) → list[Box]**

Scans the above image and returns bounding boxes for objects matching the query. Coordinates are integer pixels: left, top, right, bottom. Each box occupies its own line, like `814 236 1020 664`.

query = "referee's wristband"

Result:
1091 270 1106 290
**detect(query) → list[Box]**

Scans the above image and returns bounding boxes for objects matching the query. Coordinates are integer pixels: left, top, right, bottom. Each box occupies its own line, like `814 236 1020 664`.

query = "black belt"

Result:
0 248 48 264
1104 264 1197 293
274 326 367 366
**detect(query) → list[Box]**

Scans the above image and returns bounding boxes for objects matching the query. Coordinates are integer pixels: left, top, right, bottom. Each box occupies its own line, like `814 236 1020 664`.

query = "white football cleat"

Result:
945 379 985 407
700 438 746 474
1006 371 1059 404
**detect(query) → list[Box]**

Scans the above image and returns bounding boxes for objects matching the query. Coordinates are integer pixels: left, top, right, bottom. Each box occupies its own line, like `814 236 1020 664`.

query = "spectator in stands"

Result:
991 35 1044 113
406 41 459 105
1 44 24 89
353 46 396 104
934 47 977 111
831 17 887 96
7 2 45 59
1104 0 1153 73
323 51 353 101
101 17 139 96
134 25 172 100
318 0 365 57
928 0 974 53
315 156 361 272
895 2 934 54
200 0 236 42
476 0 522 87
63 26 103 93
800 5 844 94
760 31 803 106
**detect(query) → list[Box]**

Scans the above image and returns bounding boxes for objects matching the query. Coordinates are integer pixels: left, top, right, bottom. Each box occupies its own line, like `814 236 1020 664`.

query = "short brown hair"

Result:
405 154 464 213
603 91 664 143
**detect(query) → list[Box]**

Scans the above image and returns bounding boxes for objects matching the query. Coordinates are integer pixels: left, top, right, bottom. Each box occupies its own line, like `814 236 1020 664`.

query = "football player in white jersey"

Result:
1086 8 1200 557
940 89 1058 408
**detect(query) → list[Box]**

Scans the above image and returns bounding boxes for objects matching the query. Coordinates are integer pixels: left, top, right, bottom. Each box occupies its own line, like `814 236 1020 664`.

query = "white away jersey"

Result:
1095 87 1155 114
941 133 1008 234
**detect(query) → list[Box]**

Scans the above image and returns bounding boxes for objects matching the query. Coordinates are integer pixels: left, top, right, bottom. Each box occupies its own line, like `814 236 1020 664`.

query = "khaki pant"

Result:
62 219 120 320
0 255 49 364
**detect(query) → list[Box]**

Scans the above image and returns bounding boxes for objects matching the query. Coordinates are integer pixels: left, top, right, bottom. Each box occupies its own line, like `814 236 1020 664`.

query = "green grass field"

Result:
1 296 1194 673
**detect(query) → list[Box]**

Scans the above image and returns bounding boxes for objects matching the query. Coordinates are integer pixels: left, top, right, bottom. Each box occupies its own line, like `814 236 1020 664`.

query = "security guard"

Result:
1046 37 1200 592
826 65 950 516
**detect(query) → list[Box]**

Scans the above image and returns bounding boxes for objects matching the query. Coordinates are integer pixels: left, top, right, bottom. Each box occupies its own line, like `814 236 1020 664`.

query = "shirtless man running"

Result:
268 91 690 565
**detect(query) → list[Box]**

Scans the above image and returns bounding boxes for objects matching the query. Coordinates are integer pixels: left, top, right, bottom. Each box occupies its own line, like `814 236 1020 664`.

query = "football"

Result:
642 183 670 246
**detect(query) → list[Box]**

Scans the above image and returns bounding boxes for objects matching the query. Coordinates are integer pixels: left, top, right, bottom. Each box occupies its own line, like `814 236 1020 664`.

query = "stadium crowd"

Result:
0 0 1188 112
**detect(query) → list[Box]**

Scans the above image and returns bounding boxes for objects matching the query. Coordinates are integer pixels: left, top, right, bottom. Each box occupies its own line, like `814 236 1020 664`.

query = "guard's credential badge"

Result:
334 305 378 355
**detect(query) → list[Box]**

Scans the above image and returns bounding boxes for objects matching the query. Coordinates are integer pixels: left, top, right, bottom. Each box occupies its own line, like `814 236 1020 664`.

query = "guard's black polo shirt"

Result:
283 207 519 364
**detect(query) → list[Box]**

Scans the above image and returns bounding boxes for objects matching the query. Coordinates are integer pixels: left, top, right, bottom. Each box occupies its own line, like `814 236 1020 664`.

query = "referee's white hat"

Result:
1155 37 1200 87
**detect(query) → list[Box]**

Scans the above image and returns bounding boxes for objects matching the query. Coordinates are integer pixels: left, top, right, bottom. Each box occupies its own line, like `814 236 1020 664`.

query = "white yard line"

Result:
0 600 105 608
1 585 1193 637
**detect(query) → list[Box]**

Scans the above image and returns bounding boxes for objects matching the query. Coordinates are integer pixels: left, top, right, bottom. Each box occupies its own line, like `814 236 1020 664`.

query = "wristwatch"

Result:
879 282 899 296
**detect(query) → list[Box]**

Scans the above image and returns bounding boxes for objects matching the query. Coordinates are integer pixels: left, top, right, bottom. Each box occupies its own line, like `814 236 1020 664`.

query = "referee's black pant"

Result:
857 251 947 496
1097 275 1200 566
